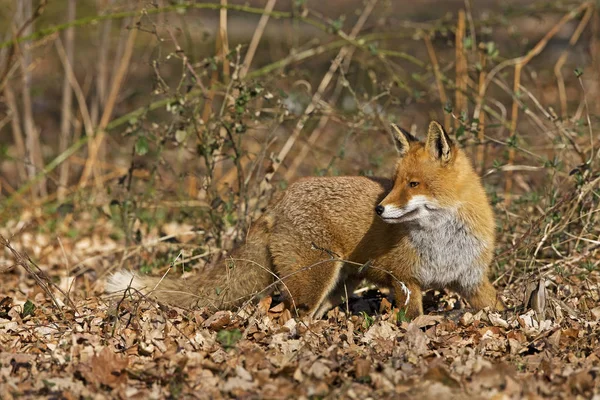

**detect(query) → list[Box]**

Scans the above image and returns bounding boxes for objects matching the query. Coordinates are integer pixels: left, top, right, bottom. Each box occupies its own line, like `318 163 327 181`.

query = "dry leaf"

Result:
269 302 285 313
354 358 371 379
79 347 128 389
411 314 443 328
308 360 330 380
379 297 392 313
424 365 460 388
488 312 509 328
203 311 231 330
257 296 273 314
223 377 257 393
405 323 429 356
362 321 398 344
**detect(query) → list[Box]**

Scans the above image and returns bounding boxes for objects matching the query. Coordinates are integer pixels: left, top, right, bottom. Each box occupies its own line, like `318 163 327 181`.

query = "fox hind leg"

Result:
306 260 347 319
271 246 344 319
314 273 363 318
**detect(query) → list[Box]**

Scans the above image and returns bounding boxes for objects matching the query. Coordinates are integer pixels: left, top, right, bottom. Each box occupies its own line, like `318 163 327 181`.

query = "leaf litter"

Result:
1 214 599 399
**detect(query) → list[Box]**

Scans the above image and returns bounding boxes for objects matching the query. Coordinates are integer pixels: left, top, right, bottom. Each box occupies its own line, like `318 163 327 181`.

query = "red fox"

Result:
107 121 504 319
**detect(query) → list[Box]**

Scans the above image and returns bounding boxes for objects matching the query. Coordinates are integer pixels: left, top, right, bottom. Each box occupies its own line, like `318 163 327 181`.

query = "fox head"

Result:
375 120 471 225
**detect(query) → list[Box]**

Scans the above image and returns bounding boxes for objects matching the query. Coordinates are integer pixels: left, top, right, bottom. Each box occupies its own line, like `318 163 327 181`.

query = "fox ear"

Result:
390 124 417 156
425 121 453 163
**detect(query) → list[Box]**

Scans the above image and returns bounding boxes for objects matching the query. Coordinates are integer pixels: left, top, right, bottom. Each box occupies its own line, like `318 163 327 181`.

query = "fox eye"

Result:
409 181 419 188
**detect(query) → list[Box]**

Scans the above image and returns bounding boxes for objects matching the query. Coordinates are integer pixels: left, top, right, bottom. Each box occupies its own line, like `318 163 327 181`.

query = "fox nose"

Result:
375 205 384 215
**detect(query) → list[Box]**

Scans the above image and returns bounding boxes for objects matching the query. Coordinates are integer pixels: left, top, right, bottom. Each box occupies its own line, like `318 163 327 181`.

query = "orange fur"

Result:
107 121 504 318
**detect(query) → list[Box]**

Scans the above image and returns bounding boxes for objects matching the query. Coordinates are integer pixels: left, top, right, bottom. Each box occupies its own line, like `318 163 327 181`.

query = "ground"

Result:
1 210 599 399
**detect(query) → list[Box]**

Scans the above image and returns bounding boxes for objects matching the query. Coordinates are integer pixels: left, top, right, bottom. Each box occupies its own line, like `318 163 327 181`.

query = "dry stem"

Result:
57 0 76 201
504 1 594 205
263 0 379 185
455 9 467 129
79 24 138 189
424 34 451 129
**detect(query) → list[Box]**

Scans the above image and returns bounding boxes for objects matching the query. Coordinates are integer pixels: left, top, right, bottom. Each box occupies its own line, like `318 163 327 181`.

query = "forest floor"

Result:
1 212 599 399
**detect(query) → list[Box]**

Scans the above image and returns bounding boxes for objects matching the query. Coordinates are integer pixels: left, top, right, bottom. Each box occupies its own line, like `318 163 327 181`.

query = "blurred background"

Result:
0 1 598 306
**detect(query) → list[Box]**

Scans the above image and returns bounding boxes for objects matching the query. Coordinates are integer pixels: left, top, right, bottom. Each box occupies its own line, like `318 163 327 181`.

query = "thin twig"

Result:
455 9 467 129
553 6 593 118
474 46 487 173
263 0 379 185
464 0 477 56
0 0 47 90
0 234 78 316
219 0 230 80
424 34 451 129
17 0 47 199
55 39 94 141
57 0 76 201
3 83 27 181
577 76 595 171
504 1 593 205
79 23 138 188
90 0 114 126
283 0 378 181
239 0 278 79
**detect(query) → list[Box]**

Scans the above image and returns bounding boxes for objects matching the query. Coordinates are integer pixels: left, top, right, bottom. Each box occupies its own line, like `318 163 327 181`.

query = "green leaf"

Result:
443 101 453 114
485 41 499 58
463 37 473 50
360 311 374 329
42 380 56 389
396 309 410 323
21 300 35 318
217 329 242 348
135 136 149 156
330 16 345 33
367 43 378 55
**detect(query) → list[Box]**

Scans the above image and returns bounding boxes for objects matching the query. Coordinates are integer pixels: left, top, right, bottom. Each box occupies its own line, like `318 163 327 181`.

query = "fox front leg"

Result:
463 278 505 312
394 280 423 319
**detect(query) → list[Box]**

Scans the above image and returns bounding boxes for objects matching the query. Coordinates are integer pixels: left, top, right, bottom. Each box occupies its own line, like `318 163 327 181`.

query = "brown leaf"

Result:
279 309 292 325
354 358 371 379
405 323 429 356
568 369 594 394
362 321 398 344
424 365 461 388
210 349 229 364
269 302 286 313
547 329 561 348
411 314 443 329
79 347 128 389
459 311 474 326
257 296 272 314
308 360 331 380
223 376 257 393
508 338 522 355
468 364 511 394
203 311 231 330
488 313 509 328
379 297 392 314
590 306 600 321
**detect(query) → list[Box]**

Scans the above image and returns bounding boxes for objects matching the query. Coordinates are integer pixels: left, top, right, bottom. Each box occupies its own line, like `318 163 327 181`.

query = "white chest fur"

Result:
409 213 485 292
